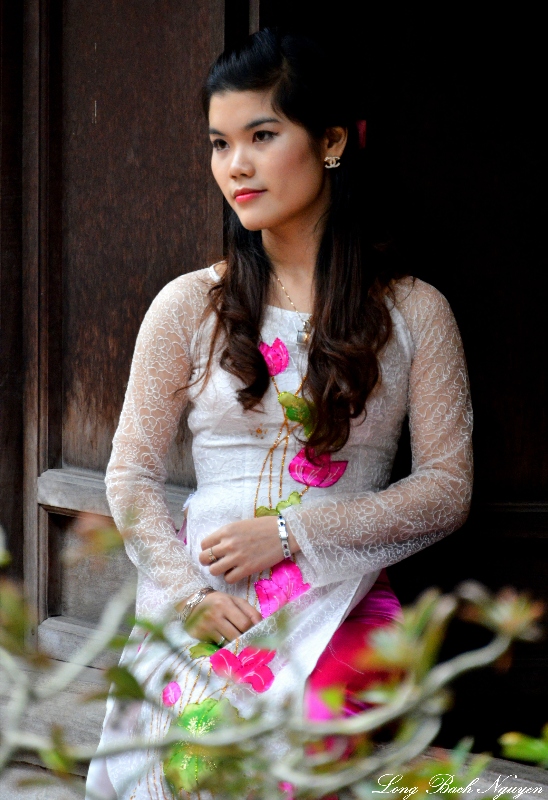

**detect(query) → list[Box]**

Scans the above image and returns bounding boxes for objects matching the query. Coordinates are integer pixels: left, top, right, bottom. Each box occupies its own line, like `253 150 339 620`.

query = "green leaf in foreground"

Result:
499 729 548 767
105 666 146 700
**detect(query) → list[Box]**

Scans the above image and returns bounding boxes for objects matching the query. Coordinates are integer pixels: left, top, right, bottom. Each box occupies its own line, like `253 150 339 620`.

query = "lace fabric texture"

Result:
105 272 215 616
97 265 473 798
106 266 472 616
283 279 473 586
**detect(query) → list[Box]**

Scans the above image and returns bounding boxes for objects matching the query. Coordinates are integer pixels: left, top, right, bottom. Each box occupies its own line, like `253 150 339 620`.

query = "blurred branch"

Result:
37 578 136 700
1 516 545 800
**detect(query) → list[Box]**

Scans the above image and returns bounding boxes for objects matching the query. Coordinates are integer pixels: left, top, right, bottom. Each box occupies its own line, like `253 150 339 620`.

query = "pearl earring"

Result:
324 156 341 169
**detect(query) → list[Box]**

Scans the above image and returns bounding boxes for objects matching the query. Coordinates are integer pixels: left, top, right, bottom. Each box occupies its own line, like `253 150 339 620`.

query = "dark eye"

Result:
253 130 277 143
211 138 228 151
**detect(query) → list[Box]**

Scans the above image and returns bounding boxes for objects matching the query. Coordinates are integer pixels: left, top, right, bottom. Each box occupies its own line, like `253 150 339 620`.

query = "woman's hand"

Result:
198 516 300 583
184 591 262 643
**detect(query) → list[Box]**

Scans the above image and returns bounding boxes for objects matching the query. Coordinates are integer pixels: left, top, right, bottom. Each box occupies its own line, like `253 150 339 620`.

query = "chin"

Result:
239 220 266 232
235 213 272 232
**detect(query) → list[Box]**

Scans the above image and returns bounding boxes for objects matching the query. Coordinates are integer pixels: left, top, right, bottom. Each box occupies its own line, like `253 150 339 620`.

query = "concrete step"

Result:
0 660 107 780
0 763 85 799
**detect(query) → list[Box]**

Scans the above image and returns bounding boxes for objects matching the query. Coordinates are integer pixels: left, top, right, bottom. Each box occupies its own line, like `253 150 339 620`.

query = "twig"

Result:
272 715 442 794
5 711 282 762
0 681 30 771
288 632 511 738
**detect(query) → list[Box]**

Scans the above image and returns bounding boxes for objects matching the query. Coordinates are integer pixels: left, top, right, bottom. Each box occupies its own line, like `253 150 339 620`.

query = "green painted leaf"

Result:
189 642 221 659
277 392 315 437
255 506 279 517
163 698 241 793
278 392 309 419
276 492 302 512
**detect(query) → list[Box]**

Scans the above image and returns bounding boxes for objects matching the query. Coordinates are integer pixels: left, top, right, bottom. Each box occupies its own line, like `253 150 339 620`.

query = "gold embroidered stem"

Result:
253 372 308 516
253 418 286 513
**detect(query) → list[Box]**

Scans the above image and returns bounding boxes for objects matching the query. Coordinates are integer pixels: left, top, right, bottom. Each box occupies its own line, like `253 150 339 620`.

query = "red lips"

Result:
234 187 266 202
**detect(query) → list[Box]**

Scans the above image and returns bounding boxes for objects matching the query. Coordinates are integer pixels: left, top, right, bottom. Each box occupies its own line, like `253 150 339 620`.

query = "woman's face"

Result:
208 89 332 235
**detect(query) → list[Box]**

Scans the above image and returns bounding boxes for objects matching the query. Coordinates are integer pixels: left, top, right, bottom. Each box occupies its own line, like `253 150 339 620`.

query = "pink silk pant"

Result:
280 570 402 800
305 568 402 720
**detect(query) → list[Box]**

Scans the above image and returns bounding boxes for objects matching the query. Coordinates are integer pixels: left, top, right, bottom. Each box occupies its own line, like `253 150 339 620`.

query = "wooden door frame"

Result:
23 0 55 632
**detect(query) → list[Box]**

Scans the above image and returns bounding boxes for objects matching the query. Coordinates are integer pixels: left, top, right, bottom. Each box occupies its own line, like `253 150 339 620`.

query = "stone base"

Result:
0 763 85 799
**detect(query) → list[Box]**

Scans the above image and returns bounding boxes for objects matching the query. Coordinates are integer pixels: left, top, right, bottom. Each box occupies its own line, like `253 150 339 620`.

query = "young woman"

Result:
86 29 473 800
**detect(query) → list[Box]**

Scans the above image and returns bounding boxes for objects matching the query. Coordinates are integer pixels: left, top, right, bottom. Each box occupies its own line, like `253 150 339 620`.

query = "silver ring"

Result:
217 637 227 647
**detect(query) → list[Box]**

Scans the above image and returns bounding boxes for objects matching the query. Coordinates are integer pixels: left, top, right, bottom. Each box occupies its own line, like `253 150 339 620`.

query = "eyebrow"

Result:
208 117 282 136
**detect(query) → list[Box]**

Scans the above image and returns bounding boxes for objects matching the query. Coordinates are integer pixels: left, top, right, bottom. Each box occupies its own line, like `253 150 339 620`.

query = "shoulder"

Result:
152 265 219 308
147 264 220 317
390 277 460 350
391 276 450 313
140 265 220 343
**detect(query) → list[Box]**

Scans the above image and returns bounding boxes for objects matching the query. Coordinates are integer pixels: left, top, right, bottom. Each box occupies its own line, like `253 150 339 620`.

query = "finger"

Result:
224 602 256 634
198 544 223 567
200 530 225 551
210 629 228 647
216 618 245 643
223 565 254 584
208 555 237 577
232 595 263 626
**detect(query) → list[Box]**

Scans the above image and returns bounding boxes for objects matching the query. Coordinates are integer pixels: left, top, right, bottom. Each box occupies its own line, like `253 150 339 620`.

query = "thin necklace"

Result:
273 273 313 345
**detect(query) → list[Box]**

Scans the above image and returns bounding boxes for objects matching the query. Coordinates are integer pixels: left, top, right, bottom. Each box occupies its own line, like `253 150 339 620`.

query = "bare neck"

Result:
262 220 322 314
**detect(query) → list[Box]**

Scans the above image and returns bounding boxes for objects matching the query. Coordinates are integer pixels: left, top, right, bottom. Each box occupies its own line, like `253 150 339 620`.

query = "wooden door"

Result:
0 1 23 577
23 0 225 662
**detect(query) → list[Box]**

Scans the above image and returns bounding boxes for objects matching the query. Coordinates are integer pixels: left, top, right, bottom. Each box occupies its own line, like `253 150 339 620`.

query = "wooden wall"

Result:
22 0 224 641
0 1 23 576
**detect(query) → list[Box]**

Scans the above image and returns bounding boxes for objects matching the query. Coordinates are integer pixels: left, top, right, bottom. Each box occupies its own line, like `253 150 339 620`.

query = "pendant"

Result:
297 318 311 345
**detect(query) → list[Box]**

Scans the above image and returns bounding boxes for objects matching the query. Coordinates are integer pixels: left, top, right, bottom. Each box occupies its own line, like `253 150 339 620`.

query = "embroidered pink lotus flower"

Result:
289 448 348 488
162 681 182 706
210 647 275 693
254 560 311 618
259 338 289 376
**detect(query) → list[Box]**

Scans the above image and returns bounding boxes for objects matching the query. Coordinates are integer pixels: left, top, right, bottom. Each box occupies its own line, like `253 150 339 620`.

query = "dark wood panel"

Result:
47 511 135 624
388 513 548 755
257 3 547 504
258 0 547 754
23 0 224 627
61 0 224 474
0 0 23 575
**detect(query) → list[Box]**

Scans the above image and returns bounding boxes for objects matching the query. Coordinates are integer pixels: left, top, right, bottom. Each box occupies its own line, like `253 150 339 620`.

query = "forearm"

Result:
283 458 472 586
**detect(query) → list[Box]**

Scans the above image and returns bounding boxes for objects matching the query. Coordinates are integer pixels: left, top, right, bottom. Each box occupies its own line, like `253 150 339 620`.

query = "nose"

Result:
229 145 255 179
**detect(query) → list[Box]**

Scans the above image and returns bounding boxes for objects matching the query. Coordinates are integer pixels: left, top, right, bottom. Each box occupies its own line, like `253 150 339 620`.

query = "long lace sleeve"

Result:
283 280 473 587
105 273 211 612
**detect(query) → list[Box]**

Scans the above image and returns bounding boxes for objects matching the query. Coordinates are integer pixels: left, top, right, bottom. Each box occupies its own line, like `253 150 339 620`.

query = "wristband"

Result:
178 586 214 624
277 513 291 559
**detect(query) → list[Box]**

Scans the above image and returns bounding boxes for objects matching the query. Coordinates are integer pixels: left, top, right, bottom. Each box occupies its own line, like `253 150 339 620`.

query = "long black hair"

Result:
201 28 402 457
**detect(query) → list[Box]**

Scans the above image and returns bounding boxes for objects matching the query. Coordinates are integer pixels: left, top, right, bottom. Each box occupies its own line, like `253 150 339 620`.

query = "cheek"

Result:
273 145 323 203
210 155 232 203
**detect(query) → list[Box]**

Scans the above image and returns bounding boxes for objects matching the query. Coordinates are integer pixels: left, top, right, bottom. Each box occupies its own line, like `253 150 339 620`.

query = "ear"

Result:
323 126 348 159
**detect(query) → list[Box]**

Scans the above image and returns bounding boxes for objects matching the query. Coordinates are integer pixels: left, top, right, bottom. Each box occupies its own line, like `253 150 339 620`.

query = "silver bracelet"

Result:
277 513 291 559
178 586 214 624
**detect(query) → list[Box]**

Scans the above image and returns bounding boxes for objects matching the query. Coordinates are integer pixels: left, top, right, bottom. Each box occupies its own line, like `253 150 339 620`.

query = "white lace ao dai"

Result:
88 265 473 799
